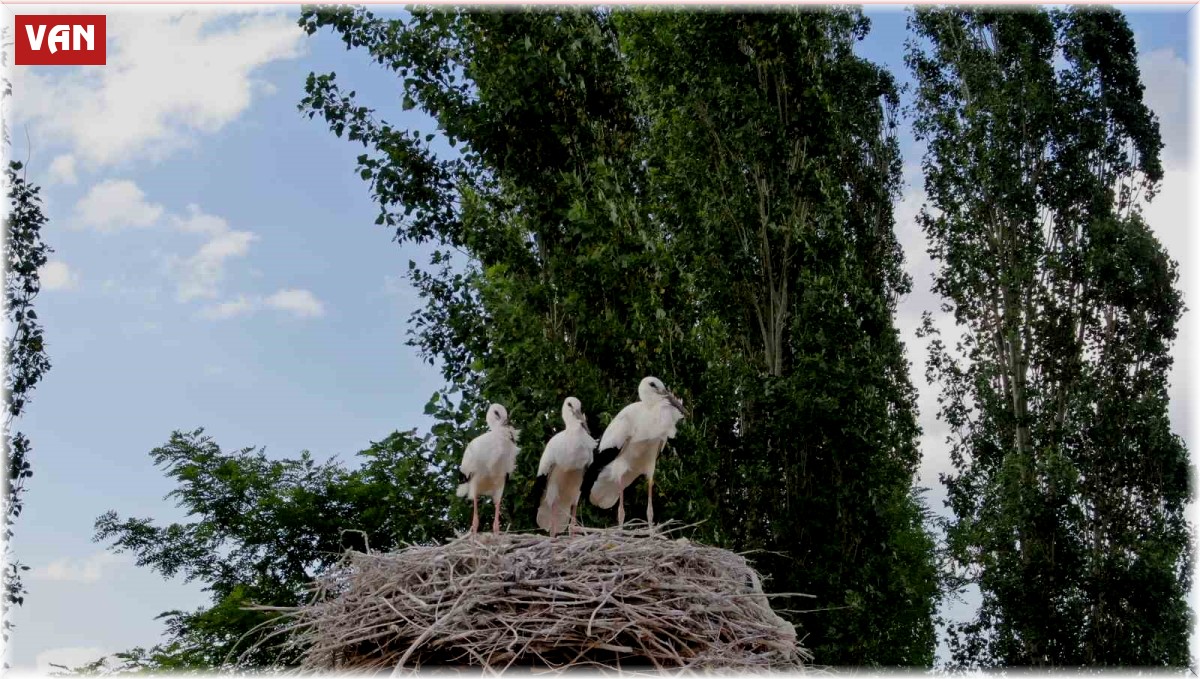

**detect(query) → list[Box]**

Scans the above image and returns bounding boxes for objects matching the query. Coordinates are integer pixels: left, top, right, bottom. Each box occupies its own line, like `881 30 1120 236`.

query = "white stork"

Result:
583 377 688 526
533 397 597 536
456 403 519 535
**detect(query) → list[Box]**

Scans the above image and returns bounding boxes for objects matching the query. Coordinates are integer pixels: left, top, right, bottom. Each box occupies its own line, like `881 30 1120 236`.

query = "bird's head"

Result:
486 403 509 429
639 376 689 418
562 396 589 433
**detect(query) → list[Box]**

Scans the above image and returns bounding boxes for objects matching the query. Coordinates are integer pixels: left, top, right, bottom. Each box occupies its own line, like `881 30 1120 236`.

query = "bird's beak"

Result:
576 408 591 434
667 392 689 417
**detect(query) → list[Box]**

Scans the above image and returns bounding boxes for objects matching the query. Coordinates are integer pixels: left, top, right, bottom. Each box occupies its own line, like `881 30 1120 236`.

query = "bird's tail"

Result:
588 455 627 509
455 469 473 498
533 473 570 534
536 498 571 535
581 447 620 505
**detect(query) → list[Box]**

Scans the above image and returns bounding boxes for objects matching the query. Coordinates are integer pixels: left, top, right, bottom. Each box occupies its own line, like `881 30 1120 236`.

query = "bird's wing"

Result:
597 403 636 452
582 407 630 503
566 427 597 470
459 435 484 477
544 431 580 479
588 438 659 509
503 436 520 475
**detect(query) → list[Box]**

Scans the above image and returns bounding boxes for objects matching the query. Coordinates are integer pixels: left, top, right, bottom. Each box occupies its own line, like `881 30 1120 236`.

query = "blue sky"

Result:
2 5 1192 673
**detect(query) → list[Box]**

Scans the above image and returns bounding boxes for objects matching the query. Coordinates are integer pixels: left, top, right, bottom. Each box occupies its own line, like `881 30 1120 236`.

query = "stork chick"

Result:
533 397 597 536
456 403 519 535
583 377 688 527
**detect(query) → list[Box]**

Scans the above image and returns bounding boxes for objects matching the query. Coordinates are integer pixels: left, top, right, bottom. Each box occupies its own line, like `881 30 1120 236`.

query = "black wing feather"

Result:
458 470 470 484
580 446 621 501
530 472 549 525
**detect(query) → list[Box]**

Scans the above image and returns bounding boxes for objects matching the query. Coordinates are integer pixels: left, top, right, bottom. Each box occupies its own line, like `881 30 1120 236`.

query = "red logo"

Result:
14 15 106 66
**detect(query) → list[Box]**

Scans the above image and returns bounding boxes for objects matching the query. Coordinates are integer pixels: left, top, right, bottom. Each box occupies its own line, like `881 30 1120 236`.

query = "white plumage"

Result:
535 397 597 536
587 376 688 526
456 403 519 535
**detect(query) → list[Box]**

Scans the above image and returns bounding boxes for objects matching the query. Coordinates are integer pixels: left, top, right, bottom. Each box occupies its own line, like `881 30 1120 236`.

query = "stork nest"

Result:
253 521 811 672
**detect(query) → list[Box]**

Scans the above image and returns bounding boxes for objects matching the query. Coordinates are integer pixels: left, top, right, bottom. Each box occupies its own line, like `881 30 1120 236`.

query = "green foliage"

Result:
300 7 939 665
3 160 52 641
907 6 1191 667
92 428 455 669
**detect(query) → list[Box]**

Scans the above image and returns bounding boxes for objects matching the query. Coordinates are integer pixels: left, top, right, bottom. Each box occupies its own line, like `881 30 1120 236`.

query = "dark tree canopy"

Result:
298 7 939 665
907 6 1191 667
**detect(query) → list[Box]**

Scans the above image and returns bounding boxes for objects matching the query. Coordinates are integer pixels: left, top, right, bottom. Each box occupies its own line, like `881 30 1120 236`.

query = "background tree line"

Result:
59 5 1188 671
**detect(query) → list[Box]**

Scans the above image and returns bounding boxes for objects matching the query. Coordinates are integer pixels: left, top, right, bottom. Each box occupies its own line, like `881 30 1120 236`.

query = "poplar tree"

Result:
907 7 1191 666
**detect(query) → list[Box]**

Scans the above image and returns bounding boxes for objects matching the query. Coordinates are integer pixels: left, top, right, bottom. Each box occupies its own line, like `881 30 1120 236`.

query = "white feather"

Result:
536 398 597 533
456 404 519 502
588 377 686 511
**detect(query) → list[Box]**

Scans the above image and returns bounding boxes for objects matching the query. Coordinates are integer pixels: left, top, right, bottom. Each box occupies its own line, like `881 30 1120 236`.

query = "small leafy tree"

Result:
2 159 52 641
92 428 455 668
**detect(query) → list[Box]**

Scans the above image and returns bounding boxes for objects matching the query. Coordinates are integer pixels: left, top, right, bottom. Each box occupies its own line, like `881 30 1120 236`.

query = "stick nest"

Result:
260 521 811 672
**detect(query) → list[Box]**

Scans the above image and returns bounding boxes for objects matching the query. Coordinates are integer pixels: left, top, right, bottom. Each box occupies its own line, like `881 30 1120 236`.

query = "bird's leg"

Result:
471 496 480 535
492 499 501 536
617 492 625 528
570 502 579 536
647 478 655 527
549 500 559 538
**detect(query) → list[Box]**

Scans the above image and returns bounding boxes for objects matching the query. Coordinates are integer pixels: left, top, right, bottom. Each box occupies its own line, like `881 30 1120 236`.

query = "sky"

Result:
0 4 1193 674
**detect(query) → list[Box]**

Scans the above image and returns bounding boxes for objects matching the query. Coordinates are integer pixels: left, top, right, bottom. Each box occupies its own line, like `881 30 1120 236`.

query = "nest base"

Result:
263 521 811 672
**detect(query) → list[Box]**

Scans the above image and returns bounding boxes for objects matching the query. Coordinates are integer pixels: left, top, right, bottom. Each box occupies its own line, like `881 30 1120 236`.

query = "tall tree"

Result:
301 7 938 665
2 32 52 642
907 7 1191 667
615 11 938 663
3 158 51 641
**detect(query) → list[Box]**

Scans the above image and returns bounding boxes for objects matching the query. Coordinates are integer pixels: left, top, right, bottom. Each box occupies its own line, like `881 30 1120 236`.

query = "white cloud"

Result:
172 202 231 237
47 154 77 185
40 260 80 291
73 179 163 232
30 551 124 584
13 9 306 168
199 294 257 321
198 289 326 321
265 288 325 318
35 646 111 675
168 205 258 302
1138 47 1188 166
1140 167 1191 446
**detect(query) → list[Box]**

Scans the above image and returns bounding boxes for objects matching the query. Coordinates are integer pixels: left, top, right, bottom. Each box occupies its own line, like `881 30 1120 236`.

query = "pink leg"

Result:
570 503 579 536
492 499 501 536
549 500 559 537
617 492 625 528
471 496 479 534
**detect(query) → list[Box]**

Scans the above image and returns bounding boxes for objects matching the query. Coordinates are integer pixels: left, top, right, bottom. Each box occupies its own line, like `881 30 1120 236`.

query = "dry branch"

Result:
254 521 812 672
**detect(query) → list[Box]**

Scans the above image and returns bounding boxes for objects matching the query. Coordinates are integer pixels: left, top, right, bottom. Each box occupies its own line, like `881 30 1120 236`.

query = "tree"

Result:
615 10 939 663
91 428 455 669
2 159 52 642
907 6 1191 666
2 26 52 642
301 7 939 665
